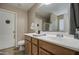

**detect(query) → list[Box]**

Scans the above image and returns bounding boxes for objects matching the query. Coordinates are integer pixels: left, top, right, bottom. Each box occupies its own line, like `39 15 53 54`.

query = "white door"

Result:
0 10 16 49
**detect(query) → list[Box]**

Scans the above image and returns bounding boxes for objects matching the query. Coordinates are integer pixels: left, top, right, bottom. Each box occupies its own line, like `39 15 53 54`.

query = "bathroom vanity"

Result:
24 33 79 55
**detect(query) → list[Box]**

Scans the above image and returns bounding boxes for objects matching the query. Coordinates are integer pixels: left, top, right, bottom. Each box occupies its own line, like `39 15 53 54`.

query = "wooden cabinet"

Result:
32 38 38 45
32 44 38 55
25 36 39 55
39 48 51 55
25 40 32 55
31 38 39 55
27 41 31 54
25 35 79 55
25 36 32 55
25 36 31 41
39 40 75 55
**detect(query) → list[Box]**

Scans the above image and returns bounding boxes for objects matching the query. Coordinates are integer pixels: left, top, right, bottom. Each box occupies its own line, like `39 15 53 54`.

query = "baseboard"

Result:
0 46 16 51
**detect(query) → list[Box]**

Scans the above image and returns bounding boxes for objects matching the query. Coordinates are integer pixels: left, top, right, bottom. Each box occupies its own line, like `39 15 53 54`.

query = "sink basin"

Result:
32 33 74 40
40 34 62 40
33 33 46 37
41 34 73 40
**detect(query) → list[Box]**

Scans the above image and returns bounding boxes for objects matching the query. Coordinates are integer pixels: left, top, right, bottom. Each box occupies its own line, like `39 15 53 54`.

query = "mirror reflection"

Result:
34 3 70 32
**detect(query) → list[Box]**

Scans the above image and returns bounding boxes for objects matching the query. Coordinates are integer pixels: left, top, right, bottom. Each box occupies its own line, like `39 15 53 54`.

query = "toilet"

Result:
17 40 25 51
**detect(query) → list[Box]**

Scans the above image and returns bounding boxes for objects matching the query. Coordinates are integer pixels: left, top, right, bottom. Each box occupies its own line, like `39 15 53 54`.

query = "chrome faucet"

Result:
56 34 63 38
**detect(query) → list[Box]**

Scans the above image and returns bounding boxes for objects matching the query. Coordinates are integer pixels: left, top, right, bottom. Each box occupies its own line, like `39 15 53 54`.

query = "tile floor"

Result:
0 47 25 55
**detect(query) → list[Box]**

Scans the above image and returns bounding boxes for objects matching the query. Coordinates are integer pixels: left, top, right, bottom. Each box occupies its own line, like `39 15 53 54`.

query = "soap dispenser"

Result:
74 28 79 39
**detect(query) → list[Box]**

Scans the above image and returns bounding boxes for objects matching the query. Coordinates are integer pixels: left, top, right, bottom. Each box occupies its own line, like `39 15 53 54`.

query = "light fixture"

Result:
43 3 52 5
30 23 35 30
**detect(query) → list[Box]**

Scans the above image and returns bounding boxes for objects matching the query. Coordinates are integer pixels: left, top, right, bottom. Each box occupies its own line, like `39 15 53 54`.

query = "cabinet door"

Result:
39 48 51 55
25 40 32 55
32 44 38 55
32 38 38 45
39 40 75 55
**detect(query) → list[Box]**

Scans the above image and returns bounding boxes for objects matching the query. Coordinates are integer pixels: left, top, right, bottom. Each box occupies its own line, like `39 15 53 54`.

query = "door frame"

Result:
0 8 17 48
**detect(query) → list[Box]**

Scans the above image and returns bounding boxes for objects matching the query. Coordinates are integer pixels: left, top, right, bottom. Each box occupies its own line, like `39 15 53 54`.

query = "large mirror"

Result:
35 3 70 32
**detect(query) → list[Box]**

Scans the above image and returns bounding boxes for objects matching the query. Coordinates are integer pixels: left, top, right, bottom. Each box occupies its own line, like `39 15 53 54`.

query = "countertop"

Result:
25 32 79 52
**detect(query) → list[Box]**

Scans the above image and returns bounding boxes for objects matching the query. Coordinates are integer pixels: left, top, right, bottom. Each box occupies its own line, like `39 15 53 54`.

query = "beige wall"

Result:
0 4 28 41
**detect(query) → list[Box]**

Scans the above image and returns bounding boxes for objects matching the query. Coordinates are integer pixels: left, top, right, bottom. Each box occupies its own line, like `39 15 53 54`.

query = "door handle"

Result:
13 30 16 33
13 31 16 39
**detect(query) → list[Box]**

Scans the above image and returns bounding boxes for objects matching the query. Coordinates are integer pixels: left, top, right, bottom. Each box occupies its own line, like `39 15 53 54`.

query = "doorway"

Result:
0 8 16 50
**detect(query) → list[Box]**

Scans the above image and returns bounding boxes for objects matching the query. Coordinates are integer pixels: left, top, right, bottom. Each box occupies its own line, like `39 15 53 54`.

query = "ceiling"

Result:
6 3 35 11
3 3 70 16
36 3 70 17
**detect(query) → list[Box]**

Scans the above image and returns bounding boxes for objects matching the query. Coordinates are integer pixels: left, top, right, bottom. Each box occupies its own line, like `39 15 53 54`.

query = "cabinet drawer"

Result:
32 38 38 45
39 40 75 55
25 35 31 41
